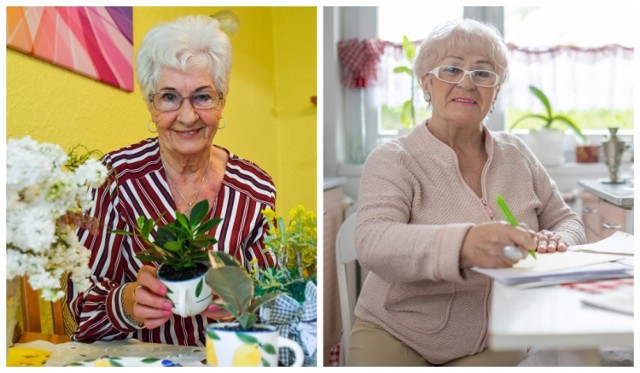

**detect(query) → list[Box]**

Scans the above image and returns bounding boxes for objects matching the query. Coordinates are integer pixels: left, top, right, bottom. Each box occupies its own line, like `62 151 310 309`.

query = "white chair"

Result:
335 212 358 366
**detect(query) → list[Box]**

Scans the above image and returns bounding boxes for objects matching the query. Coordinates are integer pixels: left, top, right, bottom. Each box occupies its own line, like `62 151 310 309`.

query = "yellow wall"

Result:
6 6 316 215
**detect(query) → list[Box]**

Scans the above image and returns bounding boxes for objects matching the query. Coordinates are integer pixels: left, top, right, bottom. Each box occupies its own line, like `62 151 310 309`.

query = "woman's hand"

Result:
125 265 174 329
200 294 235 322
534 229 568 254
460 221 536 269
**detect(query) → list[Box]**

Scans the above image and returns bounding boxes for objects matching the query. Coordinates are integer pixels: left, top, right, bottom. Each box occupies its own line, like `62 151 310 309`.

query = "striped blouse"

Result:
68 138 276 346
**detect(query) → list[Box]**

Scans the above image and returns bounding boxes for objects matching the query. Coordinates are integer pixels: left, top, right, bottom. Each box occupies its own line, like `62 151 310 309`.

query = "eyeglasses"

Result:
149 90 223 112
428 65 500 88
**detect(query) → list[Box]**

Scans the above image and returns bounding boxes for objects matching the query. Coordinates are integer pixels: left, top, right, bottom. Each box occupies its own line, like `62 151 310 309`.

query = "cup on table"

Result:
205 323 304 367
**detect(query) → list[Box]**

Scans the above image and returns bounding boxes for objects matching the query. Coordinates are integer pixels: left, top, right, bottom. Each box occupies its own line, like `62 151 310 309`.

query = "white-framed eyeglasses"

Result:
428 65 500 88
149 90 224 112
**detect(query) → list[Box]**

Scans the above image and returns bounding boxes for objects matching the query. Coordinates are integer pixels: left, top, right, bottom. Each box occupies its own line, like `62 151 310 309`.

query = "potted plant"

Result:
114 199 221 317
254 206 317 366
510 85 587 165
393 35 418 129
204 251 304 367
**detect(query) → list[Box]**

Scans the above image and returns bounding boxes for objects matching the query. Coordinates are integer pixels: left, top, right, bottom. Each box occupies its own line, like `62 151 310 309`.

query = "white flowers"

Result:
6 136 108 302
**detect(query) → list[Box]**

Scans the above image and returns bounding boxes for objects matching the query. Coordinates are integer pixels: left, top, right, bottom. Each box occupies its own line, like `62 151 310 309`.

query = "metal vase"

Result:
601 127 626 184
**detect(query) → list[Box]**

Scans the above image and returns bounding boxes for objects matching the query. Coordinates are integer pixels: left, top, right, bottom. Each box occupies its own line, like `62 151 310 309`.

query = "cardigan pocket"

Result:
383 280 456 334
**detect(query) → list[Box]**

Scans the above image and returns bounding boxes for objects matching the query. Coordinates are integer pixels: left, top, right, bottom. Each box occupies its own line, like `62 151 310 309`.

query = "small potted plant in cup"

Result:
204 251 304 367
114 199 221 317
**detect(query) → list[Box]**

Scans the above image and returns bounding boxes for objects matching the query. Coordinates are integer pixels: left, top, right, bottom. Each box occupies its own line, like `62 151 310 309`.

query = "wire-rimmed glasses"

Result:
428 65 500 88
149 90 224 112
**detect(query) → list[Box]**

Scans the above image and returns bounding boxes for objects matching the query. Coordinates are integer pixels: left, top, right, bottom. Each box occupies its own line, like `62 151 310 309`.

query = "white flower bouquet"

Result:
6 136 108 301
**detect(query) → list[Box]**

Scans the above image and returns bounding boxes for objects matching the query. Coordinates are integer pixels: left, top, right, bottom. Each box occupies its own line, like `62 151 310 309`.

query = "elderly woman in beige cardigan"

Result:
349 19 585 366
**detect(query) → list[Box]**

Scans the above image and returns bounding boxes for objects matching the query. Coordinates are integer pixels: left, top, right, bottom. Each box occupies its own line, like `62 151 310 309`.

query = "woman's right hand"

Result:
124 265 174 329
460 221 536 269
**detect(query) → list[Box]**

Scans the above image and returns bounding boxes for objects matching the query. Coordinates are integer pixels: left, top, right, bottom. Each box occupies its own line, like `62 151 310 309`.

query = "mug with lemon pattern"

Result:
206 323 304 367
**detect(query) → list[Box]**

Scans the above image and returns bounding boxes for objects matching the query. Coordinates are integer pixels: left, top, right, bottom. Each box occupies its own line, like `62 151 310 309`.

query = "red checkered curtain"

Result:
337 38 387 89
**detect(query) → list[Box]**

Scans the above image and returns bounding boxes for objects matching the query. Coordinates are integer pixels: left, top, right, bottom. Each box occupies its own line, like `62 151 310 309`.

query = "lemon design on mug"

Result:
232 344 261 366
206 342 218 366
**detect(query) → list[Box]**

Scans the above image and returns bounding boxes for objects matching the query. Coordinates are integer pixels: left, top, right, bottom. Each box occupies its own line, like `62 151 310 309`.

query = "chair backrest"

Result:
20 276 66 336
335 212 358 365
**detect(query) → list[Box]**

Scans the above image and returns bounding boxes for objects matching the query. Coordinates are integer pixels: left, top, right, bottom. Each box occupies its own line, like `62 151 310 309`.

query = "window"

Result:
378 7 463 138
504 6 634 132
340 6 634 164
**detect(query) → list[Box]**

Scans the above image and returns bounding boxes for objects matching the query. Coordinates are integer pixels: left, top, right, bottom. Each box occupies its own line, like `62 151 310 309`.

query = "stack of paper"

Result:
473 251 630 287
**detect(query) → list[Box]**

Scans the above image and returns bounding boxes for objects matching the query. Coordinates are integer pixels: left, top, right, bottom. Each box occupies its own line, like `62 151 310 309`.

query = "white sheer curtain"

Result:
505 45 634 111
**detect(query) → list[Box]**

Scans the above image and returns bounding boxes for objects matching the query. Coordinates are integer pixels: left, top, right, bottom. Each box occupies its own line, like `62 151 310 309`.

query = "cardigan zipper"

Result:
480 198 495 220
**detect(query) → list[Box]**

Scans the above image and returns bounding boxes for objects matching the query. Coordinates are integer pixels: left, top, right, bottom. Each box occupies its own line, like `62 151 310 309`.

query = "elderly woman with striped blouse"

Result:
67 16 276 346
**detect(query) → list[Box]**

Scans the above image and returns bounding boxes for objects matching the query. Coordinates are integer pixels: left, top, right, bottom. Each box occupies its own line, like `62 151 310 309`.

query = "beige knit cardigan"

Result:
354 121 585 364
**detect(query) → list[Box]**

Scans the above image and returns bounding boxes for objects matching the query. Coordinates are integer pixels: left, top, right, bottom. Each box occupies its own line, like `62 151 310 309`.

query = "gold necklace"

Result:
161 155 211 216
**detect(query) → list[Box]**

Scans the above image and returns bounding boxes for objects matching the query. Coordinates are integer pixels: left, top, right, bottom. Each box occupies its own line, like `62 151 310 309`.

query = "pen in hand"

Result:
495 194 537 260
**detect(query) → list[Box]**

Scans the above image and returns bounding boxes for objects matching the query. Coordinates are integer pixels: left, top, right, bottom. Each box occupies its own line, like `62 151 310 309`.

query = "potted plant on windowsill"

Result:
204 251 304 367
114 199 221 317
510 85 587 165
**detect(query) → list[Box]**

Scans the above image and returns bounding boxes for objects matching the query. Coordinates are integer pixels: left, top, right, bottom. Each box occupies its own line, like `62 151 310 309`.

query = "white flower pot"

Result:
527 129 566 166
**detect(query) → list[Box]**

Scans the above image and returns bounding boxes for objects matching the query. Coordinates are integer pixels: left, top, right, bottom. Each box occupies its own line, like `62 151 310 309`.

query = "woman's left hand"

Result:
534 230 568 253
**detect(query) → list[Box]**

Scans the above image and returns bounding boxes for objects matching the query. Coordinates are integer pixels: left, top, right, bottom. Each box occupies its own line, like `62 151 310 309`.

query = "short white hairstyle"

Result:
136 15 232 100
414 18 509 88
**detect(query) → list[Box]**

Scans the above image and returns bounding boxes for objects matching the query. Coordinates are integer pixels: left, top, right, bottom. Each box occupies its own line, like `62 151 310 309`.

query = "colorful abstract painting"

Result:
7 6 133 92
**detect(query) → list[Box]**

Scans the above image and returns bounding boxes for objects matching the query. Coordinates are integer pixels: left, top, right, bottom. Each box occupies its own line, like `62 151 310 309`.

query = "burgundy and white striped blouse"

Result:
68 138 276 346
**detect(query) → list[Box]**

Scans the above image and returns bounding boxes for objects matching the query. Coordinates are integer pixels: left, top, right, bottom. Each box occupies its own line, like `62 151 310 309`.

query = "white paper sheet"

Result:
569 231 634 256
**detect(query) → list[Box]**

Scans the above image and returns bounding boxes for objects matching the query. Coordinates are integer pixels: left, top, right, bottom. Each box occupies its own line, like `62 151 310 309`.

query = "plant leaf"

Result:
195 218 222 235
163 241 183 253
529 85 553 119
402 35 416 61
248 292 282 314
400 100 413 126
211 251 243 268
554 114 587 142
189 199 209 227
175 213 190 230
205 266 253 315
393 66 413 75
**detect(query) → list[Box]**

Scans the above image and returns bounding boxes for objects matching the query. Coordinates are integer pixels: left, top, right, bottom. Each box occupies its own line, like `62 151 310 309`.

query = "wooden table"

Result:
17 332 70 344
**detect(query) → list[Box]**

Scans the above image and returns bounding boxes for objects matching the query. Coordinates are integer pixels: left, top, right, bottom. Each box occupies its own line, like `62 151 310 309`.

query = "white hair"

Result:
136 15 232 100
414 18 509 88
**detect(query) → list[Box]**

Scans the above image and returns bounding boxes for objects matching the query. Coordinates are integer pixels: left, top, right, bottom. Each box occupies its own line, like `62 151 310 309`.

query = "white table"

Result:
489 281 633 365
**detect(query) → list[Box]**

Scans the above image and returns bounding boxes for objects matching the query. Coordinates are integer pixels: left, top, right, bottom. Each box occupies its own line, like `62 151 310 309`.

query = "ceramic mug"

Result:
157 265 212 318
206 323 304 367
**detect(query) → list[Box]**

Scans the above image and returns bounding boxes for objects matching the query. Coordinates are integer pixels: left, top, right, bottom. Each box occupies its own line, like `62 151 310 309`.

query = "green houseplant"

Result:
114 199 222 317
115 199 221 278
510 85 586 142
393 35 418 128
204 251 305 367
205 251 282 330
510 85 587 165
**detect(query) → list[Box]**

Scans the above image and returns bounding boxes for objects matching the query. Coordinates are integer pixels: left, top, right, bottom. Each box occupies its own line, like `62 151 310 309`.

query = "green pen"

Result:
495 194 537 260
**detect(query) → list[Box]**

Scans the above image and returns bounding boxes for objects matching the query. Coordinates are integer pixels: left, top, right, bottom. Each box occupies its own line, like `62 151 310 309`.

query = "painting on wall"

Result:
6 6 133 92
